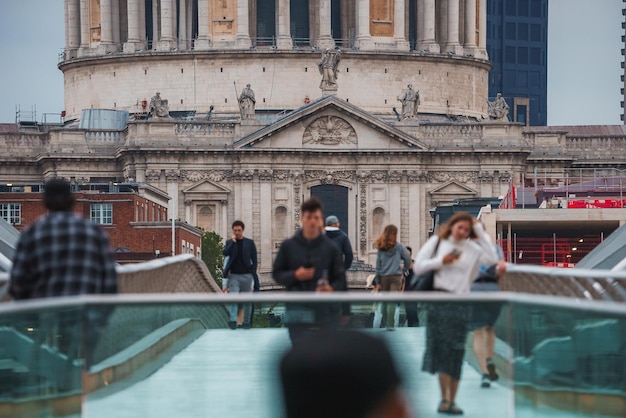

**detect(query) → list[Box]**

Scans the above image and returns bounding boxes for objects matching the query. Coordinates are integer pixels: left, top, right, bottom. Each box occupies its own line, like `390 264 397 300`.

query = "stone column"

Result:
445 0 463 54
67 0 81 52
152 0 159 49
124 0 140 52
477 0 487 58
236 0 252 48
393 0 409 50
418 0 439 53
276 0 293 49
415 0 424 48
355 0 373 50
64 0 70 51
79 0 90 49
464 0 477 55
112 0 121 45
100 0 114 47
179 0 187 49
138 0 146 45
159 0 175 49
317 0 335 49
196 0 211 49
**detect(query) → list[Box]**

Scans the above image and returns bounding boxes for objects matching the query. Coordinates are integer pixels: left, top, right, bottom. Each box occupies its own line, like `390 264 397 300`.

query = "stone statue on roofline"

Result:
487 93 510 122
238 84 256 120
397 84 420 120
148 92 170 118
318 49 341 93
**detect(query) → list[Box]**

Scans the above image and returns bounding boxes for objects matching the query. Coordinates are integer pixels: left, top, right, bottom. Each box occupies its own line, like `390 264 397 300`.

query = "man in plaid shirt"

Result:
10 178 118 299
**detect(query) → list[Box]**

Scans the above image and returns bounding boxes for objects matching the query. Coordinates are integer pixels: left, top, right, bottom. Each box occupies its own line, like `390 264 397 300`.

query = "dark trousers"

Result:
405 302 420 327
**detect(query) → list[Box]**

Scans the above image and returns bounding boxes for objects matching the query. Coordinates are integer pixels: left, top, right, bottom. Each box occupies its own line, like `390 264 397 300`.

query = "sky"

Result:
0 0 623 125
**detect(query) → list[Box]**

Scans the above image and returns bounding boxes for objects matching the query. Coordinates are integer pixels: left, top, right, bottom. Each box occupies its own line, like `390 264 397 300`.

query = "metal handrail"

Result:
2 291 626 316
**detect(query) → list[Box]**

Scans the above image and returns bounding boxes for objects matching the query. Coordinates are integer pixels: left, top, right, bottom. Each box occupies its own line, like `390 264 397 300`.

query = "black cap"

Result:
280 330 402 418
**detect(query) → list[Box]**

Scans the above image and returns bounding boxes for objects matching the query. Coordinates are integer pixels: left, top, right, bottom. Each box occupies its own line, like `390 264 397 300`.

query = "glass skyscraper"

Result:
487 0 548 126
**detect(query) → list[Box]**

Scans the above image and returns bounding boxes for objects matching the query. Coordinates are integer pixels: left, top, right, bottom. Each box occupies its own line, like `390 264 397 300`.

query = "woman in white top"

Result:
413 212 498 415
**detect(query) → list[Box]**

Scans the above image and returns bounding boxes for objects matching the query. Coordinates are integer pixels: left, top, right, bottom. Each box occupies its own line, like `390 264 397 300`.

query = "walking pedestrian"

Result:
9 178 118 372
10 178 118 298
413 212 498 415
324 215 353 324
470 247 506 388
373 225 411 331
324 215 353 270
272 197 346 344
223 220 258 329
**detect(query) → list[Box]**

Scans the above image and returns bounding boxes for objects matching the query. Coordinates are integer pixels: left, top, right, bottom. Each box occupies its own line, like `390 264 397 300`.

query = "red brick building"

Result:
0 183 202 263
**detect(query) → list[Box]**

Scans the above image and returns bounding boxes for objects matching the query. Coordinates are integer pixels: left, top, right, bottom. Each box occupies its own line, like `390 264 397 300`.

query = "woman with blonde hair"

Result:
373 224 411 331
413 212 498 415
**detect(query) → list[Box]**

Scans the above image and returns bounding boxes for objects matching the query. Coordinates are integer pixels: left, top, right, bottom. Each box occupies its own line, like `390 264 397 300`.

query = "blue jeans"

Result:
227 273 253 324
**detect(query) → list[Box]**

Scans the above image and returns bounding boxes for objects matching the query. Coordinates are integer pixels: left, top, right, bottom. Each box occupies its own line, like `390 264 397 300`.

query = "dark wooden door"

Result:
311 185 349 235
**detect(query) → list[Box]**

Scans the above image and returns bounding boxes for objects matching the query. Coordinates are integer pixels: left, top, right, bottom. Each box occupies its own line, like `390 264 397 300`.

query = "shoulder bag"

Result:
408 237 441 291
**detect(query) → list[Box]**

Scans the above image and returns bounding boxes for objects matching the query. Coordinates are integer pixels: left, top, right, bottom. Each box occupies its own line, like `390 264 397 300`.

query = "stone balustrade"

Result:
0 133 47 156
173 122 236 137
84 130 123 143
565 135 626 152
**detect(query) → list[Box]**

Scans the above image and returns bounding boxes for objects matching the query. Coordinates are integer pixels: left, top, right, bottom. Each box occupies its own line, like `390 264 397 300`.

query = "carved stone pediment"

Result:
429 180 477 198
303 116 357 145
183 179 231 201
234 95 428 150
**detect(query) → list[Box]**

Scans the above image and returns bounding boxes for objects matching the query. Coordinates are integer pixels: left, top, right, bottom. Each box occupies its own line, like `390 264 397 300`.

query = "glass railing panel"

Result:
509 300 626 417
0 305 85 417
1 294 625 417
78 298 516 418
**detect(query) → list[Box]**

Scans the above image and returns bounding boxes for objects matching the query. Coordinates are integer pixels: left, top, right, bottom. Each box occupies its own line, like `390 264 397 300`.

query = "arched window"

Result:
197 206 215 232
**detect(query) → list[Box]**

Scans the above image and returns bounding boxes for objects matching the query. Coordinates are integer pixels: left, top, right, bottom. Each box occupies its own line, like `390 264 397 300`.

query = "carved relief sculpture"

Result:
303 116 357 145
359 183 367 255
397 84 420 120
148 92 170 118
318 49 341 91
487 93 510 122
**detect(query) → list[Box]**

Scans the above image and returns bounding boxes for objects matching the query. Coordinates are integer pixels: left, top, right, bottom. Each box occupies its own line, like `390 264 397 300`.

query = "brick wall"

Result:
0 191 201 257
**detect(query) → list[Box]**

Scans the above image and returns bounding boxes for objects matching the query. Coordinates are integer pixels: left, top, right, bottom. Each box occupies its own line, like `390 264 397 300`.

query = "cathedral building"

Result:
2 0 624 279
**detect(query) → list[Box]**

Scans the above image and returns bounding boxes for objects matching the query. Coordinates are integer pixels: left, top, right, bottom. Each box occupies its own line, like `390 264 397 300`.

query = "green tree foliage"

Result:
201 231 224 288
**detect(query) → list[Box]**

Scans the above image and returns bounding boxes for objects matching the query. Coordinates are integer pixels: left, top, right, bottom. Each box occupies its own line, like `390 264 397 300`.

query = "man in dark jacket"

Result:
324 215 353 323
324 215 353 270
273 198 346 344
223 220 258 329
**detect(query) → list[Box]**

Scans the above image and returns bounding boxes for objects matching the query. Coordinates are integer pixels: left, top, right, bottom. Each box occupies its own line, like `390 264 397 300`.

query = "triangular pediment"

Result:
183 179 231 194
234 96 428 151
429 181 477 196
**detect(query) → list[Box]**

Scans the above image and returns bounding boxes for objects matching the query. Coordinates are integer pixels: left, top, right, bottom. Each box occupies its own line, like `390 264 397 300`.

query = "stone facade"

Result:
60 0 491 120
3 96 626 282
59 52 491 120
